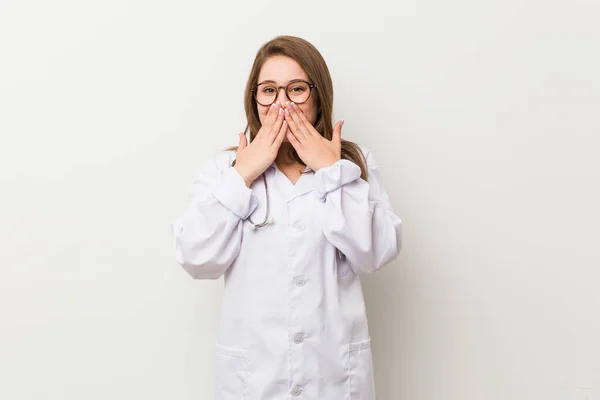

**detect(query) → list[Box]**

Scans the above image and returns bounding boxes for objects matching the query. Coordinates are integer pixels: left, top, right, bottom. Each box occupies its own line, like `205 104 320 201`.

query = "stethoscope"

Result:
238 158 309 230
247 173 274 230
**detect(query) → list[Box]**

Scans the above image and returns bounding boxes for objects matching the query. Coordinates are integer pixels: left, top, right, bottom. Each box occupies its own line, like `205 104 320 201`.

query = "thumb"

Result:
238 132 248 150
332 119 343 145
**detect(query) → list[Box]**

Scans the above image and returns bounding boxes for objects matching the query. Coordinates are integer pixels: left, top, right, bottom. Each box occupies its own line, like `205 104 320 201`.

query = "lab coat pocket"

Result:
215 343 249 400
347 338 376 400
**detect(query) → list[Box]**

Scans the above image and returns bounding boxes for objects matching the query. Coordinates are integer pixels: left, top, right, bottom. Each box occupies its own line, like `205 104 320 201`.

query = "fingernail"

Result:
290 102 296 107
278 108 283 115
285 108 290 115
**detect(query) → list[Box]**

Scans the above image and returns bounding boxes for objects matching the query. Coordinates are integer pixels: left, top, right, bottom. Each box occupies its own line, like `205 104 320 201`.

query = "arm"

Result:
314 148 402 275
171 152 258 279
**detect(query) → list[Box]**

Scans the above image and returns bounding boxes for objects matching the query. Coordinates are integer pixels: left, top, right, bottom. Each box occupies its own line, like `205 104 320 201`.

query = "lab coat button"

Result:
295 220 306 231
290 386 302 396
294 276 306 287
293 333 304 344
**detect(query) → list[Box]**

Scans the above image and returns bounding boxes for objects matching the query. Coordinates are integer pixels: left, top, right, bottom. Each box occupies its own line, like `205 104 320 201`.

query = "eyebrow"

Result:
256 78 307 86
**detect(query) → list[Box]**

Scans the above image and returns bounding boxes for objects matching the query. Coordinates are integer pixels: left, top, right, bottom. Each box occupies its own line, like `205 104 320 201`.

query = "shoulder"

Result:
202 149 237 173
189 149 237 183
213 149 237 169
356 143 371 158
352 143 376 167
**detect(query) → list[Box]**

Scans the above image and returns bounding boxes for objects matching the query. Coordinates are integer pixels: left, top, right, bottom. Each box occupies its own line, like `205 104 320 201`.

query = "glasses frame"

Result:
251 79 317 107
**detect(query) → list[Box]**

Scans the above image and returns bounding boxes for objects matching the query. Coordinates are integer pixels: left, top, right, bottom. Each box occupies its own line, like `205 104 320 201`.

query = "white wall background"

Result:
1 0 599 398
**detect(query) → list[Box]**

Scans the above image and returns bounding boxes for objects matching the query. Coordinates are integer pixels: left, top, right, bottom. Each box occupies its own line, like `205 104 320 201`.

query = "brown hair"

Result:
228 35 368 180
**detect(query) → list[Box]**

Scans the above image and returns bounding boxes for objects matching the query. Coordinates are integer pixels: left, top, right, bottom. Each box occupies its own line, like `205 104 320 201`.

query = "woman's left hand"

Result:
284 101 344 171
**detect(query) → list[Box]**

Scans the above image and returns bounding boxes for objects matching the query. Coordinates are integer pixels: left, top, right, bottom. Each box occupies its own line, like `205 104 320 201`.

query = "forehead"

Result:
258 55 308 83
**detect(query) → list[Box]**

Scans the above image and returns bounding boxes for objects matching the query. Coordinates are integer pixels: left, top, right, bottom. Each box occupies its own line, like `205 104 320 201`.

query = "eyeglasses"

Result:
251 79 316 106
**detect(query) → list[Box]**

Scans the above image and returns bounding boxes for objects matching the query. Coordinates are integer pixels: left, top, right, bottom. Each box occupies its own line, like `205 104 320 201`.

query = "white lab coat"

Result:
171 145 402 400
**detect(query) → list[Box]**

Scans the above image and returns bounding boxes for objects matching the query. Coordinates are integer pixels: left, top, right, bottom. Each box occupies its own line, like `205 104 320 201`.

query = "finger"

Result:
287 129 302 149
272 120 288 148
238 132 247 150
286 103 309 137
289 102 316 136
268 106 285 142
265 102 281 127
332 120 343 144
284 107 305 142
257 103 280 137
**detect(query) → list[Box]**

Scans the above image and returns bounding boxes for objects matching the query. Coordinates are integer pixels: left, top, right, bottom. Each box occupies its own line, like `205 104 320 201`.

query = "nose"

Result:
276 87 288 107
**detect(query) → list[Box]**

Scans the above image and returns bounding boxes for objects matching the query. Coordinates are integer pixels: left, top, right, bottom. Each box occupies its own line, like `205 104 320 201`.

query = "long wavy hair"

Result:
228 35 368 181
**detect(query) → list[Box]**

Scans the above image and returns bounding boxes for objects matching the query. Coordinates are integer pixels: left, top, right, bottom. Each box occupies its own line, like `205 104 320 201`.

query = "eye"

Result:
289 85 306 93
262 86 276 94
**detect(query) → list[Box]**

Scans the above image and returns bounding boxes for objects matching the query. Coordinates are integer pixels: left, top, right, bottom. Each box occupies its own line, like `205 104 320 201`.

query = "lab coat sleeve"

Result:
314 148 402 275
171 152 258 279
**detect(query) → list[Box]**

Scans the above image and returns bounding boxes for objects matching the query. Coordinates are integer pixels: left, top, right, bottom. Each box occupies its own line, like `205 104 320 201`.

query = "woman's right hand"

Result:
234 102 288 187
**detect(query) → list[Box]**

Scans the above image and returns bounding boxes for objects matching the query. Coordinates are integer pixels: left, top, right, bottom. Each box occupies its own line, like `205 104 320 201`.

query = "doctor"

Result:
171 35 402 399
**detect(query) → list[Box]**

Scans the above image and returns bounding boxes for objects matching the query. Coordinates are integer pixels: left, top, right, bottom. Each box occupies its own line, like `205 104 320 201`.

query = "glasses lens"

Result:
287 81 310 103
255 84 276 106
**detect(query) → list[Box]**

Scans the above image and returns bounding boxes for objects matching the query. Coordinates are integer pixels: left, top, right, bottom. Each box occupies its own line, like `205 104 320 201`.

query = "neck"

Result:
275 143 297 166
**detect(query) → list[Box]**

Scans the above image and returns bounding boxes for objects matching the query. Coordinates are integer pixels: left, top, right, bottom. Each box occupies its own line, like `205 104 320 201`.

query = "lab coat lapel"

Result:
286 170 314 202
268 164 315 202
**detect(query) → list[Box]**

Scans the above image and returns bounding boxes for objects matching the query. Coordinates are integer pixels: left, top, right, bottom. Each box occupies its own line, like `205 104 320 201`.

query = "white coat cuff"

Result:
313 159 361 201
211 167 259 220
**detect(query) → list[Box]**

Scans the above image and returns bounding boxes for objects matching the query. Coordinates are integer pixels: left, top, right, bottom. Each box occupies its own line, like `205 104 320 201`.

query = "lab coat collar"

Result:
266 163 312 173
267 162 314 202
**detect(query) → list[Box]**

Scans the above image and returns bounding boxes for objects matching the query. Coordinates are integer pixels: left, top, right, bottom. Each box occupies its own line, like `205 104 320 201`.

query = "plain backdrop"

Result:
1 0 599 399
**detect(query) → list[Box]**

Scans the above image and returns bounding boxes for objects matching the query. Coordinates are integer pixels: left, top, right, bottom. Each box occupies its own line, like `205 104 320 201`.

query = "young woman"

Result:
171 35 402 400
